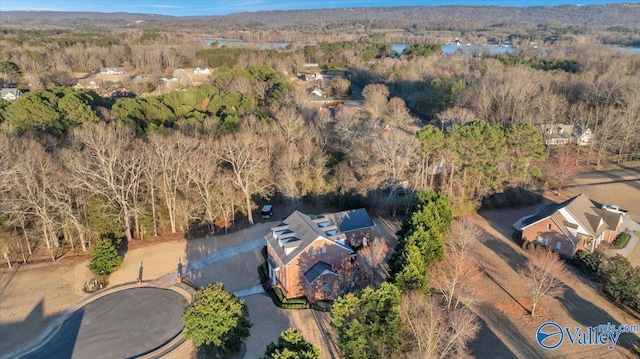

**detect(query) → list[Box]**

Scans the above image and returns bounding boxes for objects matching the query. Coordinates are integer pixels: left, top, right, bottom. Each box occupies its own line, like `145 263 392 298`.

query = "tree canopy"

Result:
330 282 403 359
182 282 252 356
263 328 320 359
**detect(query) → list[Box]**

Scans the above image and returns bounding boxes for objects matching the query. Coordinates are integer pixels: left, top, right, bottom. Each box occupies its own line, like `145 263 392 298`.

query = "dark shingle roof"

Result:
522 200 570 227
266 210 360 266
329 208 373 233
303 261 337 284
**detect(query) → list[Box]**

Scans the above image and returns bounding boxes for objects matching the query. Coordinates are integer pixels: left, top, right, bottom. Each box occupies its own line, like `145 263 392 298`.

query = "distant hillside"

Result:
0 11 177 22
1 4 640 28
225 4 640 28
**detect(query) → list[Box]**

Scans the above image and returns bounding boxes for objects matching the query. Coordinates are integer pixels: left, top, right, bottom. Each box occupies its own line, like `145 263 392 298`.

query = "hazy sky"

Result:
0 0 635 16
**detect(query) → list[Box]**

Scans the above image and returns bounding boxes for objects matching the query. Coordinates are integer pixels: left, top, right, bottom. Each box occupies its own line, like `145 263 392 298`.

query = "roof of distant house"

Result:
0 88 21 96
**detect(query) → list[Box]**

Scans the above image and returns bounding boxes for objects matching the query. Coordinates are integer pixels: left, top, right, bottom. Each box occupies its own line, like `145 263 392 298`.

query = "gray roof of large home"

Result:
326 208 373 233
303 261 338 284
266 210 357 266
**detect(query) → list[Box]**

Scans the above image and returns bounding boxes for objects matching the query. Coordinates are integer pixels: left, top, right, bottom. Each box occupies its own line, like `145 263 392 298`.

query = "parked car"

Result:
261 204 273 219
602 204 629 216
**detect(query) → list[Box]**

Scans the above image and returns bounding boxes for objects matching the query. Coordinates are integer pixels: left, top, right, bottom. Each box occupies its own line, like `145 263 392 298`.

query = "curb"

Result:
0 280 170 359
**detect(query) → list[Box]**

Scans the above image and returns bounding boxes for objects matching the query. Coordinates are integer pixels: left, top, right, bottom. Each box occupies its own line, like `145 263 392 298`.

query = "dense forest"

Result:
0 7 639 266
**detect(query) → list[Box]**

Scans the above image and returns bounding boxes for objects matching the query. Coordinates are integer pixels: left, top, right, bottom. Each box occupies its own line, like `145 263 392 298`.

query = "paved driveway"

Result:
608 215 640 264
24 288 185 359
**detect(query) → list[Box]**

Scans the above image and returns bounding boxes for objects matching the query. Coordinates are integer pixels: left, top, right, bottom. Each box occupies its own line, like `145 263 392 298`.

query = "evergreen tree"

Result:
391 190 452 291
330 282 402 359
263 328 320 359
394 243 427 292
602 255 640 311
87 233 123 275
182 282 252 356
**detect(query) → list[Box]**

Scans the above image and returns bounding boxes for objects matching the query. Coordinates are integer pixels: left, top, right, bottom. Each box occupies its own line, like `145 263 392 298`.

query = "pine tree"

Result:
182 282 252 356
263 328 320 359
87 234 123 275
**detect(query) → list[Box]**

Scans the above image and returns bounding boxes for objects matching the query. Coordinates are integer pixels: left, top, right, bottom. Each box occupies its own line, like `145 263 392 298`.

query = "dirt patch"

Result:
495 297 552 326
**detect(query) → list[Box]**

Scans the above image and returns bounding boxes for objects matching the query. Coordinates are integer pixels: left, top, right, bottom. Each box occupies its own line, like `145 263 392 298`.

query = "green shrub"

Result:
573 250 600 276
311 301 333 312
258 262 269 282
526 241 536 252
612 232 631 249
270 287 311 309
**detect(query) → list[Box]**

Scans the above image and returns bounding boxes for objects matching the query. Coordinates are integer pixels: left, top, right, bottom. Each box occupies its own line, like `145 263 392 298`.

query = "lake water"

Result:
205 39 517 55
206 39 291 49
204 39 639 56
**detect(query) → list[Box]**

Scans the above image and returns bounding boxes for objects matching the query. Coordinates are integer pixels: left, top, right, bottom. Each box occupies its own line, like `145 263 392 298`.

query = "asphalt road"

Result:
572 166 640 184
25 287 185 359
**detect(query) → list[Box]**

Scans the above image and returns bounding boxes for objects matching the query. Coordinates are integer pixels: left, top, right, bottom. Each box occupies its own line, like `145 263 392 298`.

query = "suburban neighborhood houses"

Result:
513 193 623 258
266 209 372 302
2 2 640 359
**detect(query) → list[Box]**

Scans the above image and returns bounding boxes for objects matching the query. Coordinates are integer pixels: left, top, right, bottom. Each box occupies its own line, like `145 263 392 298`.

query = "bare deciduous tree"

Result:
430 218 482 311
214 129 272 225
400 290 480 358
359 236 389 283
147 131 199 234
385 97 413 126
362 83 390 120
64 123 142 242
520 248 566 317
548 146 578 196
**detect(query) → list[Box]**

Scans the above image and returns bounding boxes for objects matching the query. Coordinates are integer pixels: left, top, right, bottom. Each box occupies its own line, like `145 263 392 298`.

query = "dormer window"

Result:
318 221 330 228
311 248 318 256
325 230 337 236
322 245 327 254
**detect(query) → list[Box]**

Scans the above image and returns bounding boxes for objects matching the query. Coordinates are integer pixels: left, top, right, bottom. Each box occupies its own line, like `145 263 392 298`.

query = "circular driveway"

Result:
27 287 186 359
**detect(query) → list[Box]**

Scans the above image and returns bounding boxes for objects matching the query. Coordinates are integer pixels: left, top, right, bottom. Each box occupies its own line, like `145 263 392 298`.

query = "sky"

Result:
0 0 636 16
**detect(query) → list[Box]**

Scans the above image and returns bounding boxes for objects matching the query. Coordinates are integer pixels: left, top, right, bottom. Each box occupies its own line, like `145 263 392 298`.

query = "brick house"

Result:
265 209 373 302
513 193 622 258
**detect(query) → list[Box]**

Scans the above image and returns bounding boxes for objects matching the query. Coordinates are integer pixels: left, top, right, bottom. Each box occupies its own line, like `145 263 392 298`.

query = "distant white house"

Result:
0 88 23 101
304 63 319 68
193 66 211 75
538 124 593 146
100 67 124 75
310 88 325 97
